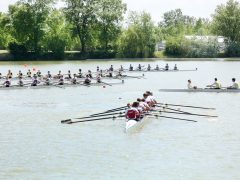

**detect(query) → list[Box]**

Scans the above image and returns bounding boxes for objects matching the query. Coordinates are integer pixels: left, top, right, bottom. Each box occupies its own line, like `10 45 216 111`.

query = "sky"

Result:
0 0 230 22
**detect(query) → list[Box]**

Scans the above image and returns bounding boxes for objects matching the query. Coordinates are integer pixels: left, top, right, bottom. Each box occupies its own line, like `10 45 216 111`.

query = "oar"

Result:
89 107 126 117
66 115 125 124
158 110 218 118
65 111 124 122
100 81 112 86
147 114 198 122
158 103 215 110
156 105 195 114
104 106 127 113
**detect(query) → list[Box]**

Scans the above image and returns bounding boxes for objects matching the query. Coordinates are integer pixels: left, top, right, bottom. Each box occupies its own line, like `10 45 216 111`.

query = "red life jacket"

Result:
126 109 140 119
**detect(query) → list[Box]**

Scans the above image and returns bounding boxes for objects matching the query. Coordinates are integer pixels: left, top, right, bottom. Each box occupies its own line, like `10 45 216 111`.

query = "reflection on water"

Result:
0 59 240 180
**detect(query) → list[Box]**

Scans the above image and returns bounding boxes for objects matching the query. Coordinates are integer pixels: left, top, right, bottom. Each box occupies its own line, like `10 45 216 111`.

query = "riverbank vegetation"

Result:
0 0 239 60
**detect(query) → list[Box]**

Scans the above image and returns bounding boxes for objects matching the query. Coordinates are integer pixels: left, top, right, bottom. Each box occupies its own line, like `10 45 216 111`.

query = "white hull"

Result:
125 115 149 133
159 88 240 93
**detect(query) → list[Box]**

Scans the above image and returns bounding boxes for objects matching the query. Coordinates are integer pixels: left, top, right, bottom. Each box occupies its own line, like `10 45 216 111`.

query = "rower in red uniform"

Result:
125 102 141 121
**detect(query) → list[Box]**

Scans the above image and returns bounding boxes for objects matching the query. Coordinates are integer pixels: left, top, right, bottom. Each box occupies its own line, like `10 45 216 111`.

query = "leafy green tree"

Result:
0 12 13 49
212 0 240 42
8 0 54 55
64 0 97 54
97 0 126 52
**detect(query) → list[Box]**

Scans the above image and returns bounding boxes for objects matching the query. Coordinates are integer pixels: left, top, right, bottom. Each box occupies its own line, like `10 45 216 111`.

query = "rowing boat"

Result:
0 81 124 90
123 68 198 73
125 115 149 133
159 88 240 93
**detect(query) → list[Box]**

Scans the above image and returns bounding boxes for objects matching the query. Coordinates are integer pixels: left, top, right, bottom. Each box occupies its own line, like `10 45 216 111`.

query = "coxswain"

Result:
147 64 151 71
97 66 100 72
3 78 11 87
72 74 77 84
227 78 239 89
27 69 32 78
187 80 197 89
37 70 42 77
138 64 142 71
109 65 114 71
125 102 141 121
31 77 38 86
58 75 64 85
18 77 24 87
7 70 13 79
84 75 91 85
208 78 222 89
174 64 178 70
165 63 169 71
155 65 160 71
96 75 101 83
129 64 133 71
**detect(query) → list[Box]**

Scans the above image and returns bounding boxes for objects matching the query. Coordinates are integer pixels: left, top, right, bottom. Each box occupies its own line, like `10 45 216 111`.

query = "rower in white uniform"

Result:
147 64 151 71
174 64 178 70
27 69 32 78
138 64 142 71
84 75 91 84
31 77 39 86
227 78 239 89
155 65 160 71
58 75 64 85
207 78 222 89
187 79 197 89
129 64 133 71
72 74 77 84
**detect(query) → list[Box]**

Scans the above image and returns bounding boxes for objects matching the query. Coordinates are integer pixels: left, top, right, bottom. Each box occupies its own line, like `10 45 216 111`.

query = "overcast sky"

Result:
0 0 229 22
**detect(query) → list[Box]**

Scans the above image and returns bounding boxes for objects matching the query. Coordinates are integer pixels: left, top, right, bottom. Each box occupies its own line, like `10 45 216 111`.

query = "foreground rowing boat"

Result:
0 81 124 90
125 114 150 133
159 88 240 93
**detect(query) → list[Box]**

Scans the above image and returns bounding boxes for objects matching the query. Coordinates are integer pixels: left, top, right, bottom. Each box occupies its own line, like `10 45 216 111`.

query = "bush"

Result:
226 41 240 57
8 42 27 58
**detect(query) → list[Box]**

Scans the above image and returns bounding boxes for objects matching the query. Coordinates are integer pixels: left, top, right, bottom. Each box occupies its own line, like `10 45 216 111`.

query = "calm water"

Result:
0 59 240 180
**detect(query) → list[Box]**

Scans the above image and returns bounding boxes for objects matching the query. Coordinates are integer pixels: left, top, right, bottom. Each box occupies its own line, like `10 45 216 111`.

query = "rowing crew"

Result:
128 64 177 71
188 78 239 90
125 91 157 121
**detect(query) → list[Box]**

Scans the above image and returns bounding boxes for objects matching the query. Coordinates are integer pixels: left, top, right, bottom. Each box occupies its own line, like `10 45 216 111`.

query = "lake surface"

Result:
0 59 240 180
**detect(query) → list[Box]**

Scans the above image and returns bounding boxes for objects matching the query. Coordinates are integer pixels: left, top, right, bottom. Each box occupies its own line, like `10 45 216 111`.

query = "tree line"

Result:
0 0 239 60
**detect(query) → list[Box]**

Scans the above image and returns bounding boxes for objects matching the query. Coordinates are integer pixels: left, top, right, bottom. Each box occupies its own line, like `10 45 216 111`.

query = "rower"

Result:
55 70 62 79
129 64 133 71
96 75 101 83
227 78 239 89
174 64 178 70
0 73 2 79
107 72 113 77
33 74 38 79
146 91 157 105
125 102 141 121
147 64 151 71
18 77 24 87
37 70 42 77
99 70 103 77
45 77 51 86
97 66 100 72
143 93 155 107
58 75 64 85
84 75 91 85
87 70 93 79
27 69 32 78
7 70 13 79
208 78 222 89
31 77 39 86
165 63 169 71
137 98 150 112
47 71 52 78
187 79 197 89
155 65 160 71
3 78 11 87
120 65 124 71
138 64 142 71
18 70 23 78
67 70 72 79
71 74 77 84
78 69 83 78
117 71 123 77
109 65 114 71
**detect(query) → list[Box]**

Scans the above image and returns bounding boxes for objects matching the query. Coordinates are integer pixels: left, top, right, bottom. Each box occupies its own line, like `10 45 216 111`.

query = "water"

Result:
0 59 240 180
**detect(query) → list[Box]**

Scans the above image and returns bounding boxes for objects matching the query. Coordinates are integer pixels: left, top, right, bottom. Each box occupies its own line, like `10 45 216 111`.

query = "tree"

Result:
64 0 97 54
97 0 126 52
0 12 13 49
212 0 240 42
118 11 156 58
9 0 54 55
